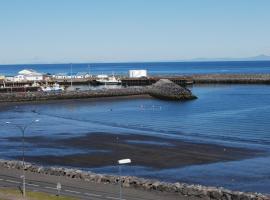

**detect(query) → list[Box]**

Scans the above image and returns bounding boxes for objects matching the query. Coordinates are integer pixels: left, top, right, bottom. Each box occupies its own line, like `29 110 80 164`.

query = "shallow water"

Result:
0 84 270 193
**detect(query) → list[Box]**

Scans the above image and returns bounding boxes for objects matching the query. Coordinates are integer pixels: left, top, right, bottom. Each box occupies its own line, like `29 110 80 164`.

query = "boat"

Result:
40 83 65 92
96 75 121 85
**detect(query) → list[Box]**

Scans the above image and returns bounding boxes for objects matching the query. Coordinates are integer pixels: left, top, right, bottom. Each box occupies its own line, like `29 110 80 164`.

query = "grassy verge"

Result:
0 188 77 200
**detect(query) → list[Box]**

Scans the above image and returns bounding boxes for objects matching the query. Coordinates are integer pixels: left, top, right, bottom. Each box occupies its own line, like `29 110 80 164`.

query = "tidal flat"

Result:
5 132 262 169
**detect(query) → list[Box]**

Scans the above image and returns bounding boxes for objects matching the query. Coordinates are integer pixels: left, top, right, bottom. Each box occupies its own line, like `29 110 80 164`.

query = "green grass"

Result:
0 188 78 200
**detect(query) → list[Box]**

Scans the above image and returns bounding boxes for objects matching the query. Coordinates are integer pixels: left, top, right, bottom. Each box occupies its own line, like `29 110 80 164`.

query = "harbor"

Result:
1 68 270 94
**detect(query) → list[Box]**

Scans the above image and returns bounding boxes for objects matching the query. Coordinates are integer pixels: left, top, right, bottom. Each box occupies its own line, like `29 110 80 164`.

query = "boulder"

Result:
147 79 197 100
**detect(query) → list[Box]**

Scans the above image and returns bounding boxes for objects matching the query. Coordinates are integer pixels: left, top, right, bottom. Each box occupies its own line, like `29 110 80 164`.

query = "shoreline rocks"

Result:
0 87 148 103
0 159 268 200
147 79 197 100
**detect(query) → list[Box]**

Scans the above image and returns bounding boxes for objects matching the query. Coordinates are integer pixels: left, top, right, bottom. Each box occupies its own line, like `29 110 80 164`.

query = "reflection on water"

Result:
0 84 270 193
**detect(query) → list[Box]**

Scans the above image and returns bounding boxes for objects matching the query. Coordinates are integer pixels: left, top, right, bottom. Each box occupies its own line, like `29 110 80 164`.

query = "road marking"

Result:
0 178 3 181
84 192 102 197
106 196 126 200
65 189 81 194
26 183 39 187
5 179 20 184
45 186 57 190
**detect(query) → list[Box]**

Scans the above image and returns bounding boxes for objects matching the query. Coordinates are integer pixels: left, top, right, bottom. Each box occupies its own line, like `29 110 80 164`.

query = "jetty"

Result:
0 87 148 102
0 79 196 102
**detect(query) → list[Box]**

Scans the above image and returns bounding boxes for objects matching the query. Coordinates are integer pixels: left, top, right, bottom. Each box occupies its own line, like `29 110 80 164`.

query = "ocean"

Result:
0 61 270 193
0 61 270 76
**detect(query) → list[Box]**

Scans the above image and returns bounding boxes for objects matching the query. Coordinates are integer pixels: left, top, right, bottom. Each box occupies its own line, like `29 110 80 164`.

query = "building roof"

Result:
18 69 43 76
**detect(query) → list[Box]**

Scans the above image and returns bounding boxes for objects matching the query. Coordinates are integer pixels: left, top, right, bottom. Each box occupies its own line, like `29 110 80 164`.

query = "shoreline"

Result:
0 159 268 200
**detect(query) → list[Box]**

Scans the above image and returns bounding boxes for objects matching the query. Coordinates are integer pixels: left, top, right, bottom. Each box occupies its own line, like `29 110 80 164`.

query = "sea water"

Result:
0 84 270 193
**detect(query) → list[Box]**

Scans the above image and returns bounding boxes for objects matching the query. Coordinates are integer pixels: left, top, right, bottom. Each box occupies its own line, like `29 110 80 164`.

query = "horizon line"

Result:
1 59 270 66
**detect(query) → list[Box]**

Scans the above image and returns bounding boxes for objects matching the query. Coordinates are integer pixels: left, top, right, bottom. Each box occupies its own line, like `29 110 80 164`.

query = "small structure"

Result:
129 70 147 78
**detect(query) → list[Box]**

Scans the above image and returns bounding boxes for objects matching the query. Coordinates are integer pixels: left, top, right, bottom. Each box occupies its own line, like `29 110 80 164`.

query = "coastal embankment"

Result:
0 159 268 200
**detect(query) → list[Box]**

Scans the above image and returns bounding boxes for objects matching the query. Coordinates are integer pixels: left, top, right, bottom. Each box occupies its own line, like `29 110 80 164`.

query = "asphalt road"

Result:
0 167 200 200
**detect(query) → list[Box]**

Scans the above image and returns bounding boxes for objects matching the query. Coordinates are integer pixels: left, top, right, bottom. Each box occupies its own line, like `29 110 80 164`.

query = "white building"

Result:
128 70 147 78
15 69 44 81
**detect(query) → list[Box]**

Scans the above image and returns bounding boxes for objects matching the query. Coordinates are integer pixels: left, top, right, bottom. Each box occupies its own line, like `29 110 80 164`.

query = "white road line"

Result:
5 179 20 184
106 196 126 200
84 192 102 197
45 186 57 190
65 189 81 194
0 178 3 181
26 183 39 187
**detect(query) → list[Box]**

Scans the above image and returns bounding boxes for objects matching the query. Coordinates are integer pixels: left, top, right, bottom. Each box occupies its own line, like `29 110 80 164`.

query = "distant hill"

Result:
186 54 270 62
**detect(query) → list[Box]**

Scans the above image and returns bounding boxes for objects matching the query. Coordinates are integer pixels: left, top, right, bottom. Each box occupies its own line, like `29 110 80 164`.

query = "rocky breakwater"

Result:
147 79 197 100
191 74 270 84
0 81 197 102
0 160 268 200
0 87 148 102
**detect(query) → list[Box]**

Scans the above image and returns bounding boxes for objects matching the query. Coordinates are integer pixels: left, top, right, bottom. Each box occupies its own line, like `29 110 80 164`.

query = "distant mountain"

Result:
186 54 270 62
245 54 270 61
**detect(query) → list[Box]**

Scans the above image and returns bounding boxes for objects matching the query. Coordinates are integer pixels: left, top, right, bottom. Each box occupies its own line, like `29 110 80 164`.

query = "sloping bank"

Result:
0 80 196 102
0 160 268 200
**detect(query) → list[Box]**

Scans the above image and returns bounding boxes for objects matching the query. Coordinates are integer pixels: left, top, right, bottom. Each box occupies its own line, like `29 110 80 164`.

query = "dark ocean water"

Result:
0 84 270 193
1 61 270 76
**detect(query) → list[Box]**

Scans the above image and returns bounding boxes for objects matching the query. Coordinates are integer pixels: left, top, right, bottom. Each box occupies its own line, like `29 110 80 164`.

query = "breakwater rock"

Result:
0 159 268 200
0 87 148 102
147 79 197 100
191 74 270 84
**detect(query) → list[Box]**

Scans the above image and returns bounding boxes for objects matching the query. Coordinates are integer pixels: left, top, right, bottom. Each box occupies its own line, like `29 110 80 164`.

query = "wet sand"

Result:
6 132 263 169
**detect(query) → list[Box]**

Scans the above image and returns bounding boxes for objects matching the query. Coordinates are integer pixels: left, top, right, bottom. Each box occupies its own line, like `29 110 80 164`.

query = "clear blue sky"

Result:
0 0 270 64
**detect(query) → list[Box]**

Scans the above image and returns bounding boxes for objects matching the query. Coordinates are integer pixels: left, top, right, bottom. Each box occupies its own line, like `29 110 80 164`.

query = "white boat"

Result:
96 75 121 85
41 83 64 92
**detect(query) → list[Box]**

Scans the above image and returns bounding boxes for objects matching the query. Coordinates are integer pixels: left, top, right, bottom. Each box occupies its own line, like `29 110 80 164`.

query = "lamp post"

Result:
118 158 131 200
5 119 39 198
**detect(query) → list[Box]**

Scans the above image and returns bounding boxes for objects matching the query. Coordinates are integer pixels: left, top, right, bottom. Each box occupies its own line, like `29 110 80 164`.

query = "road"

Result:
0 167 200 200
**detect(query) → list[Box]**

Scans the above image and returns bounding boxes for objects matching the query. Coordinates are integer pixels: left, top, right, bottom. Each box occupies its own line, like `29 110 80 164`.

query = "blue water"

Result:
0 84 270 193
1 61 270 76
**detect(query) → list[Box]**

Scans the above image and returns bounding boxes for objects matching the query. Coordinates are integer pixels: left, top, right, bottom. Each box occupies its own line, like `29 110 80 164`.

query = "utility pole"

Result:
70 63 73 89
5 119 39 198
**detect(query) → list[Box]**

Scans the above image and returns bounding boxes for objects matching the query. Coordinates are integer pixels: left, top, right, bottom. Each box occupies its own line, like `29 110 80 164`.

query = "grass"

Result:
0 188 77 200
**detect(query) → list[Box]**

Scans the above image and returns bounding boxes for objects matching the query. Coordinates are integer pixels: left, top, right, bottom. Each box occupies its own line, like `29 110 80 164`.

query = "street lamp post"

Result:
118 158 131 200
5 119 39 198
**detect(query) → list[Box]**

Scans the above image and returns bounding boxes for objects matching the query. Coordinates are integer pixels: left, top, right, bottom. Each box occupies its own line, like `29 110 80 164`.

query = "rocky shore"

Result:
0 159 268 200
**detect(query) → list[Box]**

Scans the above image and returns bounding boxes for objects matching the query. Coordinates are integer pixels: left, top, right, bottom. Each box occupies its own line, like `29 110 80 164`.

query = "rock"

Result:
147 79 197 100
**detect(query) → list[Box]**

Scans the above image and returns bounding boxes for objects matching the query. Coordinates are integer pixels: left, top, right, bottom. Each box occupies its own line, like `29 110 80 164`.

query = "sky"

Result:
0 0 270 64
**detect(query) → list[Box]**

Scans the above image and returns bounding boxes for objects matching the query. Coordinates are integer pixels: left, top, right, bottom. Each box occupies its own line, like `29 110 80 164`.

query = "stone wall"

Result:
0 160 268 200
